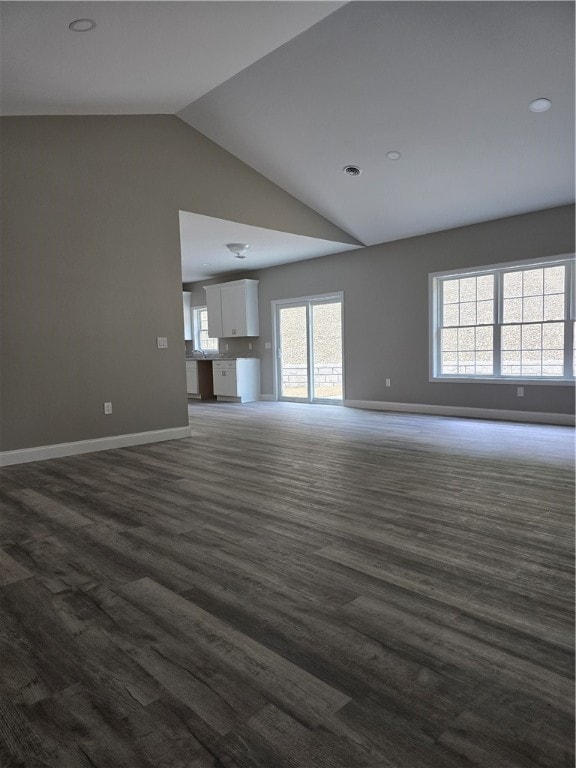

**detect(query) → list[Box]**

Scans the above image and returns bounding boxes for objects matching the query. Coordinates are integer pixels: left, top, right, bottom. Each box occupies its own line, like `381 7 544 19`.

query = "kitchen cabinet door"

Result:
185 361 198 394
213 365 238 397
221 283 247 337
205 286 223 338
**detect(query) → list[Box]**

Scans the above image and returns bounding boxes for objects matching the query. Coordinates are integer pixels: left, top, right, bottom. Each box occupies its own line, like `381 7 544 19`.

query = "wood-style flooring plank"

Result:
119 577 351 726
0 546 33 586
437 688 574 768
317 545 574 650
340 595 573 714
88 583 270 723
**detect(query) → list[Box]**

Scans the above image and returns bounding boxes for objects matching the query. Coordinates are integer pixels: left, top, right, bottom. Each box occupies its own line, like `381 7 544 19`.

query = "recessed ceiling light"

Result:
343 165 362 177
69 19 96 32
529 98 551 113
386 151 401 161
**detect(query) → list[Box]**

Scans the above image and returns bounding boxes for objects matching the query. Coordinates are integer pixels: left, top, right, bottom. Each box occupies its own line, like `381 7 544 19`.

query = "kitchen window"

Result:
430 255 575 383
192 306 218 352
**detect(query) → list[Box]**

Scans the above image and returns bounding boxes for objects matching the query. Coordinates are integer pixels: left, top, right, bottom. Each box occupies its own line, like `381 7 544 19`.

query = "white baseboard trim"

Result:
344 399 575 426
0 426 193 467
259 394 276 401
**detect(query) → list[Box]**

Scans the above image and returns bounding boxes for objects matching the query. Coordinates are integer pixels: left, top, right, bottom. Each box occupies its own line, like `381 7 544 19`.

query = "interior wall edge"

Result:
1 114 354 451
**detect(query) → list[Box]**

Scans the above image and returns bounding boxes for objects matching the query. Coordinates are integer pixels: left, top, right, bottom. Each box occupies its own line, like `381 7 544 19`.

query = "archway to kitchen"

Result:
180 211 358 407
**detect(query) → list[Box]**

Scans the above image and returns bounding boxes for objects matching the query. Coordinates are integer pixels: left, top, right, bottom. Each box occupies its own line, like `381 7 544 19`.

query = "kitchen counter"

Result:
185 356 260 362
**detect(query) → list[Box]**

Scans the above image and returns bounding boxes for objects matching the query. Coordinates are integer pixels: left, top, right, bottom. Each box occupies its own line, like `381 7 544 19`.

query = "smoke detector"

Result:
226 243 250 259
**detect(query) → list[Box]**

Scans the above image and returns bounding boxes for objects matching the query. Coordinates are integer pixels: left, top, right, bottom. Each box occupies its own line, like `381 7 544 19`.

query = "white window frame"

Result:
192 306 219 352
429 253 575 385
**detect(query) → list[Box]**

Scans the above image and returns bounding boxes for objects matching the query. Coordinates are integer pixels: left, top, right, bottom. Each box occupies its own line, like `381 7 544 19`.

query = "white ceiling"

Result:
0 2 343 115
180 1 575 246
2 1 574 262
179 211 360 283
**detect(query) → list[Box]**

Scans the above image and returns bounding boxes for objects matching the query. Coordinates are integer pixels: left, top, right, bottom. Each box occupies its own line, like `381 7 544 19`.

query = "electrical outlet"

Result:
248 342 253 350
225 343 229 351
103 402 112 414
157 337 168 349
264 342 272 350
385 378 391 387
517 386 524 397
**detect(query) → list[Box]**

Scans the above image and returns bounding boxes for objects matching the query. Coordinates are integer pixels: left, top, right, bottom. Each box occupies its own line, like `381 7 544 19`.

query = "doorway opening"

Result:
273 293 344 403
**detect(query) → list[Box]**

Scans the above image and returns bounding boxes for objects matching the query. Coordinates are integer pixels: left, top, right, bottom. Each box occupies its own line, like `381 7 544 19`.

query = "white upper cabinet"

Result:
183 291 193 340
205 285 224 338
221 283 248 336
205 279 259 337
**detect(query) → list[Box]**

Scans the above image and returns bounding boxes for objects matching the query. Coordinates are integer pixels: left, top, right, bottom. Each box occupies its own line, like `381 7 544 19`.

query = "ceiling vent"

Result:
343 165 362 177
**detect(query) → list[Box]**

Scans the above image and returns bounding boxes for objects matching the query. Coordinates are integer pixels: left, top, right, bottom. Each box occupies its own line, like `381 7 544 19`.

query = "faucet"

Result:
192 349 206 358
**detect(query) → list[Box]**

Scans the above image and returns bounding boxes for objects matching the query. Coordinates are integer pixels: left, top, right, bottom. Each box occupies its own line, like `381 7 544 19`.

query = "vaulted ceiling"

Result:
1 2 343 115
2 1 574 251
179 2 575 246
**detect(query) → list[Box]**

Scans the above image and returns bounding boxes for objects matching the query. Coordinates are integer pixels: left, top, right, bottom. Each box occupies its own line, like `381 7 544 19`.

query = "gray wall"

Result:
1 115 354 451
188 205 575 415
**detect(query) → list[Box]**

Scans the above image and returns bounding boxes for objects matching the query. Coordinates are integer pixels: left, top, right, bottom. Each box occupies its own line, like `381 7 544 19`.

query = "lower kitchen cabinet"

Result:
212 359 260 403
185 360 214 399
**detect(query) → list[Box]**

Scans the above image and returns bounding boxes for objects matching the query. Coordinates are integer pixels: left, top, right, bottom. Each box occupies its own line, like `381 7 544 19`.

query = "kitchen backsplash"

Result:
184 339 261 358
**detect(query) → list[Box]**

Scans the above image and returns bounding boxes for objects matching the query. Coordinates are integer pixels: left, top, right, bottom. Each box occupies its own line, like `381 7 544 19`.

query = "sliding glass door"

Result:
275 294 343 403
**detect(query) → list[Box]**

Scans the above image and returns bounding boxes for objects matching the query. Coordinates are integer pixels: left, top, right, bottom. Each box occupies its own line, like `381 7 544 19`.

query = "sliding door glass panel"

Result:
312 302 343 401
278 305 309 399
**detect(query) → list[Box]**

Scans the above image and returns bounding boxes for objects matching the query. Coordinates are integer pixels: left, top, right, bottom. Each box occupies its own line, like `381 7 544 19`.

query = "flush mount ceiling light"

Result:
343 165 362 177
69 19 96 32
226 243 249 259
529 98 551 113
386 151 402 160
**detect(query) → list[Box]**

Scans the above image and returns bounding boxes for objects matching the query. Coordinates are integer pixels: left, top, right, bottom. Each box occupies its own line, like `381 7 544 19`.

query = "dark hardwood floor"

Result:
0 401 574 768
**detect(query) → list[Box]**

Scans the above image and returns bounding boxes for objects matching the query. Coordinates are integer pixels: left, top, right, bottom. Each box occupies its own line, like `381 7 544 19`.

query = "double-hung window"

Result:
430 255 575 382
192 306 218 352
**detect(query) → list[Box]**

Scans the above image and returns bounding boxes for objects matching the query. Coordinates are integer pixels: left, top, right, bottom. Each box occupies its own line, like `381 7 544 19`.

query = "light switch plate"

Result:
157 337 168 349
103 402 112 414
264 342 272 349
517 386 524 397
